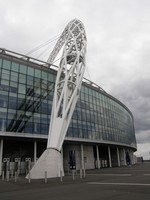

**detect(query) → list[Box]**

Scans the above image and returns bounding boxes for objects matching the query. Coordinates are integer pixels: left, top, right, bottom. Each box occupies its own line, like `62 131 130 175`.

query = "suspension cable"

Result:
24 34 60 56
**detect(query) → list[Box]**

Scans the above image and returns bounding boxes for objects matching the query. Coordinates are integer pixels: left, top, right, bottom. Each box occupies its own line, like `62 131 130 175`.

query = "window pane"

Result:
27 67 34 76
18 84 26 94
35 69 41 78
2 60 11 70
20 64 27 74
19 74 26 84
0 59 2 68
12 62 19 72
47 73 54 82
10 71 18 82
2 70 9 80
42 71 47 80
0 94 8 107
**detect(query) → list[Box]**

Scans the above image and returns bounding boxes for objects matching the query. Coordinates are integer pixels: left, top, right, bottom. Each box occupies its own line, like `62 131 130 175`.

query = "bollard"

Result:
60 170 63 182
72 170 75 181
83 168 86 178
67 165 70 175
15 171 17 182
44 171 47 183
28 171 31 183
6 170 10 182
80 168 82 179
11 169 14 178
2 171 4 181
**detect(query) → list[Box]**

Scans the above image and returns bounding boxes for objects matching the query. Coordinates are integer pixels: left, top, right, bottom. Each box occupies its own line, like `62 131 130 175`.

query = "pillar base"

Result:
26 148 64 179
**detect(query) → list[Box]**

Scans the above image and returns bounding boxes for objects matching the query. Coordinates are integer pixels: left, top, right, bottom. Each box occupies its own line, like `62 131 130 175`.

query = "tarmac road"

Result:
0 162 150 200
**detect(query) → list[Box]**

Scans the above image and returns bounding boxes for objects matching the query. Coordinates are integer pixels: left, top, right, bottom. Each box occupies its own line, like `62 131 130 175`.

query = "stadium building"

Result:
0 48 137 175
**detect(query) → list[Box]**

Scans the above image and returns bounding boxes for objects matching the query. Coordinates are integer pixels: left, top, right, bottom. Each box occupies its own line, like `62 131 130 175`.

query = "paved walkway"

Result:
0 162 150 200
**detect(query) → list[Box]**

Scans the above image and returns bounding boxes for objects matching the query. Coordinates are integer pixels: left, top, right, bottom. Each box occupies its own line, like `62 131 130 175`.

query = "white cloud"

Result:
134 142 150 160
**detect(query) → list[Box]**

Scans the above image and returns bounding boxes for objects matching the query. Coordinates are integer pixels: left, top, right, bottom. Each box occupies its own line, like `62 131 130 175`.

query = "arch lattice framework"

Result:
47 19 87 150
27 19 87 179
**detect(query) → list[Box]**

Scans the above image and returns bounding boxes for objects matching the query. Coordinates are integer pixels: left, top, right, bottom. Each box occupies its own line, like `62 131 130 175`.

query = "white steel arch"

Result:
47 19 87 151
27 19 87 179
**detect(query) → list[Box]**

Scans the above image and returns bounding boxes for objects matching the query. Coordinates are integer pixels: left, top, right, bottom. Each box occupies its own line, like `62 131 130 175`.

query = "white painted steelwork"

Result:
27 19 87 179
47 19 87 151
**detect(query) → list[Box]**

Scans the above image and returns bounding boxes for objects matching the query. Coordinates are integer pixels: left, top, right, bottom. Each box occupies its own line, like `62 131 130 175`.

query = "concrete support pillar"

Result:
0 139 3 176
130 150 133 165
123 148 127 166
34 140 37 165
108 146 112 168
96 145 100 169
117 147 120 167
81 144 84 169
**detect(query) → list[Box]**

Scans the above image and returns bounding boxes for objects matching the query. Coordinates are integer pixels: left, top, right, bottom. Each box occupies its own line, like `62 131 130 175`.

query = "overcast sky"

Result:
0 0 150 159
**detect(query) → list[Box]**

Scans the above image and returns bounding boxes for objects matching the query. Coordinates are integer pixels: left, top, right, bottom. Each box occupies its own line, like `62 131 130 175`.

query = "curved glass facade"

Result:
0 50 136 149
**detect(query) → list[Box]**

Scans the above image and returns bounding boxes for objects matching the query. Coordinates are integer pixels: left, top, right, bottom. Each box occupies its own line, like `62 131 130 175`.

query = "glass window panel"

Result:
10 81 17 87
34 87 41 95
18 84 26 94
0 119 6 131
41 80 47 89
27 76 33 85
89 88 93 96
10 75 17 82
27 67 34 76
20 64 27 74
2 72 9 80
0 91 8 96
34 113 41 123
17 98 25 110
53 75 56 82
7 108 16 118
18 94 25 99
1 80 9 90
0 59 2 68
47 73 54 82
80 85 84 93
24 122 33 133
84 87 88 94
41 103 48 114
9 92 17 97
83 129 88 138
10 71 18 82
67 127 73 137
0 94 8 107
33 123 41 134
42 71 47 80
41 124 48 135
19 74 26 84
26 99 34 112
8 96 17 109
2 60 11 70
34 78 41 87
73 127 79 137
0 107 7 117
35 69 41 78
11 62 19 72
1 80 9 86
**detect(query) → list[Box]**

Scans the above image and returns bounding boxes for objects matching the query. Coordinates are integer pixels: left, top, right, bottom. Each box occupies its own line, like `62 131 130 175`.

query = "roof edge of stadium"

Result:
0 48 107 93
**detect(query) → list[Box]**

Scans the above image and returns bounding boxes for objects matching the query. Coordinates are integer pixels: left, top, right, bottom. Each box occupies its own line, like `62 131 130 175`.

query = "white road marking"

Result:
87 174 132 176
87 182 150 186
